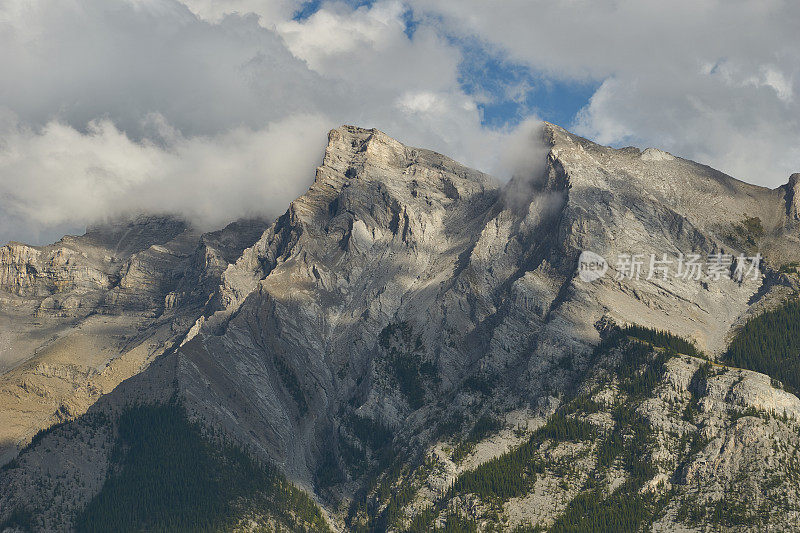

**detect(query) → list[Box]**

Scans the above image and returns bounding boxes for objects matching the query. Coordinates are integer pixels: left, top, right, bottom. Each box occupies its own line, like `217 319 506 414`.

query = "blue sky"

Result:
455 38 600 130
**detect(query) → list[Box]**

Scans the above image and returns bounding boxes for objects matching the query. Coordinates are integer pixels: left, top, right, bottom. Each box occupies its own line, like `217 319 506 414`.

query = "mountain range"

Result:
2 123 800 532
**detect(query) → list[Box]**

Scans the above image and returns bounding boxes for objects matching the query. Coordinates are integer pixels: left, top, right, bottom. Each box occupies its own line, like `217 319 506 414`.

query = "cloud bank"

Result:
0 114 329 238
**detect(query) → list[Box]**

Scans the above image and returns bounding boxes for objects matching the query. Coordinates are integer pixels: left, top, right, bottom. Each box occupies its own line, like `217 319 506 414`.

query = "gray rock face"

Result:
2 123 800 531
782 173 800 221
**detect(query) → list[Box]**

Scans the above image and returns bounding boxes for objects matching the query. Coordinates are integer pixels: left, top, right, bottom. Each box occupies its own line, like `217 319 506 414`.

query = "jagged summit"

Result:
313 123 797 252
316 125 496 188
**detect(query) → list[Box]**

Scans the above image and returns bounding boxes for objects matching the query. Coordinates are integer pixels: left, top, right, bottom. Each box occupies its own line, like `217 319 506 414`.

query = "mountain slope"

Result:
0 216 268 465
2 123 800 531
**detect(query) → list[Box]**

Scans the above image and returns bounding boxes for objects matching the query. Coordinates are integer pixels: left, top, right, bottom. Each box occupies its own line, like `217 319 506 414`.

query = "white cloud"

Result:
176 0 303 26
278 2 411 69
0 0 324 137
752 66 793 102
396 91 447 114
0 114 329 244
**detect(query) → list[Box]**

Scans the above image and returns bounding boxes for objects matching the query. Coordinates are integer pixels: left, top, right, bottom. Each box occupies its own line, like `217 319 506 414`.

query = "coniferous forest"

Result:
621 324 703 357
75 403 330 532
724 298 800 394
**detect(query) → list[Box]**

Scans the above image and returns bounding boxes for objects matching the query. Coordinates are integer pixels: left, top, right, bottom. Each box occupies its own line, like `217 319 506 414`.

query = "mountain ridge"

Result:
2 123 800 531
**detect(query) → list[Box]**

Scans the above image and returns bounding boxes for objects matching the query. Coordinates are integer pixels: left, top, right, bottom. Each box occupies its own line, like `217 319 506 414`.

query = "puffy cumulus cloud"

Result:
277 1 460 103
0 0 520 244
410 0 800 186
278 2 416 70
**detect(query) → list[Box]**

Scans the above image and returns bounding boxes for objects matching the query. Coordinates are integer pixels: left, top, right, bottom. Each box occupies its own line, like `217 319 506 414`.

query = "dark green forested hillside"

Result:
622 324 703 357
724 298 800 395
75 402 330 533
372 327 675 533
